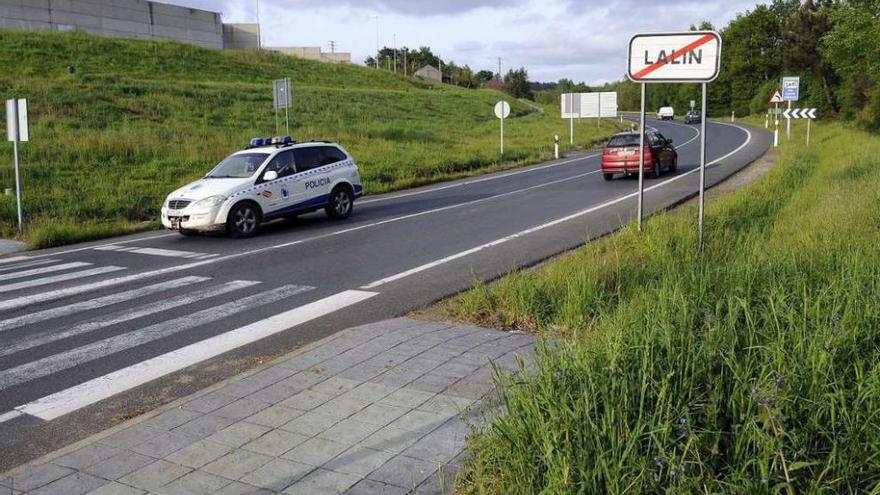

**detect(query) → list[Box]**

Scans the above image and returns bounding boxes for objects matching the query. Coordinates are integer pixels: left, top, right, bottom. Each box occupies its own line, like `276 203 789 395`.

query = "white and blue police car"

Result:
161 136 363 238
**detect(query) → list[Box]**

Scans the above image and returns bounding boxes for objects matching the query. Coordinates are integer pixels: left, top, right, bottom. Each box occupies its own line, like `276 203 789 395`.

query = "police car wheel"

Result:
227 202 261 238
326 186 353 220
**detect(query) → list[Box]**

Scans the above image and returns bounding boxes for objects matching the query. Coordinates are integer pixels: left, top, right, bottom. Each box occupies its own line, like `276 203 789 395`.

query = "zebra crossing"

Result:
0 255 377 423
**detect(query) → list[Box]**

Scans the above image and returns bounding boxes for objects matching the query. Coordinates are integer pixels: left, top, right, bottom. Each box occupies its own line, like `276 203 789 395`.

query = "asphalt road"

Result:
0 118 771 470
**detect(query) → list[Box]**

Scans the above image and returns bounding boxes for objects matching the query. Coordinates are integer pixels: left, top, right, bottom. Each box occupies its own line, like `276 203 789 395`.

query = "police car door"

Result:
292 146 332 206
259 150 296 214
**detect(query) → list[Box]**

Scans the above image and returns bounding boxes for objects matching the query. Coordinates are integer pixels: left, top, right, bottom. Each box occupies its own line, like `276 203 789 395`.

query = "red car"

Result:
601 131 678 181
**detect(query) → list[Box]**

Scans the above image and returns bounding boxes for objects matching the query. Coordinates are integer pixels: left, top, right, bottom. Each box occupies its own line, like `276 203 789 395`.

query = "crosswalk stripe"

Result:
0 279 260 358
0 266 125 294
0 256 32 265
0 259 60 273
17 290 377 420
0 284 314 390
0 262 92 282
94 246 213 259
0 276 210 333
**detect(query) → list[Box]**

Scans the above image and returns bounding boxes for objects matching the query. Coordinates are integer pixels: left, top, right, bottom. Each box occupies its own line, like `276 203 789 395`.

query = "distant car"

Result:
161 136 363 238
657 107 675 120
601 131 678 181
684 110 702 124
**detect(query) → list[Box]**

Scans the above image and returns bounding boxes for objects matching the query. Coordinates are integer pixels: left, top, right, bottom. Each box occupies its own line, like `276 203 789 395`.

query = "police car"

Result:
161 136 363 238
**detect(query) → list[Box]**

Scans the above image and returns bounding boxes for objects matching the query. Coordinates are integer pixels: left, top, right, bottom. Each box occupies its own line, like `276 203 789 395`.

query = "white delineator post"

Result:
637 83 646 232
554 135 559 160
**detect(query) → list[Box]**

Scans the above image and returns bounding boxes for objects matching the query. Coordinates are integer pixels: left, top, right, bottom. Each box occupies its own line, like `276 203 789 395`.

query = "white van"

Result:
161 137 363 238
657 107 675 120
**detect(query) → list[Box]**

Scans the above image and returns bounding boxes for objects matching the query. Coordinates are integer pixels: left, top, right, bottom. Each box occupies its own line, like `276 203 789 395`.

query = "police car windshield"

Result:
206 153 269 179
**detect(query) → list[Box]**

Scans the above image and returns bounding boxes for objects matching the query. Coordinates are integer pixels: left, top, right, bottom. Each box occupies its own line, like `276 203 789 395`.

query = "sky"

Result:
163 0 765 84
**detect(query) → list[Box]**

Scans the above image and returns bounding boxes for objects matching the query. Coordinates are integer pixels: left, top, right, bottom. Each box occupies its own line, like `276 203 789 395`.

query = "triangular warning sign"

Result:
769 90 783 104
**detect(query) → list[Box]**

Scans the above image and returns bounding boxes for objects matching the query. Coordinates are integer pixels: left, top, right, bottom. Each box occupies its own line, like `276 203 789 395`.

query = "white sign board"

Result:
273 78 292 109
494 101 511 119
6 99 28 142
627 31 722 83
782 76 800 102
561 92 618 118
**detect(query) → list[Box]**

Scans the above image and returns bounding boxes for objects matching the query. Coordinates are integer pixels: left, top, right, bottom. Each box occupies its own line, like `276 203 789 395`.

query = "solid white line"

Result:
361 124 753 290
0 284 313 389
0 276 210 333
0 266 125 294
0 280 260 358
0 409 23 424
0 259 60 273
17 289 376 420
0 262 92 282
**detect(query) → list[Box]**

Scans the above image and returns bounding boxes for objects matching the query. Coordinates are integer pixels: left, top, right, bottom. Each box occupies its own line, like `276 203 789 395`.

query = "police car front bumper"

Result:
161 207 225 232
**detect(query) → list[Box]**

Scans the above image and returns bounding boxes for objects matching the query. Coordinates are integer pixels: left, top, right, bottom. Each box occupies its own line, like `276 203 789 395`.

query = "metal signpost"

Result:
494 101 511 155
273 78 292 135
782 76 799 141
769 90 783 147
628 31 722 245
6 98 28 231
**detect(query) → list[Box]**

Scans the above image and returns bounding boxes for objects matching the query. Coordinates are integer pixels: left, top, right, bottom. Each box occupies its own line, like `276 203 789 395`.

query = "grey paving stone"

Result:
372 369 424 389
379 388 435 409
165 440 232 469
171 414 237 440
323 446 396 477
309 358 354 377
443 380 492 400
409 374 460 394
29 473 107 495
212 398 271 421
346 382 396 402
336 362 389 381
283 468 360 495
181 391 239 414
156 470 230 495
131 430 195 458
54 443 121 470
85 481 147 495
212 481 274 495
204 422 271 448
358 427 425 454
417 395 474 417
278 389 334 411
118 459 192 492
349 402 410 427
239 458 314 491
281 437 349 466
279 411 339 437
432 362 480 380
318 418 383 445
387 410 450 434
98 424 160 450
144 408 203 431
242 429 309 457
275 372 324 393
9 463 73 492
402 420 468 464
311 394 372 421
343 478 408 495
309 377 362 398
367 455 436 489
202 449 273 481
246 382 300 405
245 404 304 428
84 450 154 480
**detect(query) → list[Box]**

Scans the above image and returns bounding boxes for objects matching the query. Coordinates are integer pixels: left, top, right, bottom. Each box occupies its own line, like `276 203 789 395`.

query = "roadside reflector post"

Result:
554 134 559 160
6 98 28 232
774 128 779 147
731 110 735 123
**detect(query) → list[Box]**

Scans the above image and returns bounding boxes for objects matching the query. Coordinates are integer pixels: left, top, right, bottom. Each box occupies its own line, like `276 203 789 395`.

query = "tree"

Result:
475 70 495 86
503 68 534 100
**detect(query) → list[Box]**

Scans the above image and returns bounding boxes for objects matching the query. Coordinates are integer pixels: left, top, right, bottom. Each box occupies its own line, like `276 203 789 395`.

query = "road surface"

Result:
0 118 770 470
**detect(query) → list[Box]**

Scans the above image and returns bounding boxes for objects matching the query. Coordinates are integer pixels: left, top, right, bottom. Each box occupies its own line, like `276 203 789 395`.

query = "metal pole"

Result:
12 100 22 231
806 118 811 146
786 100 791 140
500 113 504 155
699 83 708 248
274 105 279 135
285 78 290 135
637 83 646 232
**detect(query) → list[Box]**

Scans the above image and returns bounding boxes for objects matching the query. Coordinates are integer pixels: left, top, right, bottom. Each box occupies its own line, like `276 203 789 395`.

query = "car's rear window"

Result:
607 135 641 148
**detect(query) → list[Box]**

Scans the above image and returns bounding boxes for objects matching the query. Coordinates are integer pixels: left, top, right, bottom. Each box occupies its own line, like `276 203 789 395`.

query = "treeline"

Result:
556 0 880 129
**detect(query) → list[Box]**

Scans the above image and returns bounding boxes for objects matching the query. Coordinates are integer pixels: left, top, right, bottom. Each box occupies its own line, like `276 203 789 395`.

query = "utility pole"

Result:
255 0 262 49
403 47 407 76
328 40 336 53
393 34 397 73
497 57 503 80
439 60 443 84
371 15 379 69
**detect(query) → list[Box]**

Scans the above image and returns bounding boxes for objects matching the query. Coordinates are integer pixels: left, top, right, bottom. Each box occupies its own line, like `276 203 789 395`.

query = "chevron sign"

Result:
782 108 817 119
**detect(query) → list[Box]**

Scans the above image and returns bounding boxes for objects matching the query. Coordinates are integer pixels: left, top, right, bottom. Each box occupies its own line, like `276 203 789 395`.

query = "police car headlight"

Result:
191 195 226 209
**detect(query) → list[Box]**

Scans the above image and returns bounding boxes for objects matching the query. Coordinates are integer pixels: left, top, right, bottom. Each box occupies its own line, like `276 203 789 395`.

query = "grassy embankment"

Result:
446 119 880 493
0 30 623 248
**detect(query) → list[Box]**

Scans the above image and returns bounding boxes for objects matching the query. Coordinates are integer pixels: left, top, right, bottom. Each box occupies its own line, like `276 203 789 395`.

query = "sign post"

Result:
494 101 511 155
6 98 28 231
782 76 799 141
769 90 783 147
627 31 721 242
782 107 818 145
273 78 292 135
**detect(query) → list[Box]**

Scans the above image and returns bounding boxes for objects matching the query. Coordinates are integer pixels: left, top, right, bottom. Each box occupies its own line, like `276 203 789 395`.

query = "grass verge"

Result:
447 119 880 493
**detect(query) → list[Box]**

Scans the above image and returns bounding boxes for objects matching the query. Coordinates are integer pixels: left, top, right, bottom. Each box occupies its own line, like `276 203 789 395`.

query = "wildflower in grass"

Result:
832 313 841 325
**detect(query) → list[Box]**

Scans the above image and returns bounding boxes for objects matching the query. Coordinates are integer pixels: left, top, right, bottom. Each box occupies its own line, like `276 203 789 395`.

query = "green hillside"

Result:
0 30 621 248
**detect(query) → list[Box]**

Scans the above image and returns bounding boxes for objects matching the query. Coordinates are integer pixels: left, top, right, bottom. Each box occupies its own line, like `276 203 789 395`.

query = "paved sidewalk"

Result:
1 318 535 495
0 239 26 256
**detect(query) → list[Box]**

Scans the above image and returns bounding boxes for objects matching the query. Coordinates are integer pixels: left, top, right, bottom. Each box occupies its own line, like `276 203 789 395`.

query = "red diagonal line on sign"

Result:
633 33 716 80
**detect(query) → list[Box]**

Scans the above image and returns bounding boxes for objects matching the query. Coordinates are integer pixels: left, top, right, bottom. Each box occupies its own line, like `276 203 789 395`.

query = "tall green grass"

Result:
450 121 880 493
0 30 621 248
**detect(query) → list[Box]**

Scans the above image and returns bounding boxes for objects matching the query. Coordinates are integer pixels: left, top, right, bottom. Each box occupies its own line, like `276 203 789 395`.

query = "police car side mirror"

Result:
262 170 278 182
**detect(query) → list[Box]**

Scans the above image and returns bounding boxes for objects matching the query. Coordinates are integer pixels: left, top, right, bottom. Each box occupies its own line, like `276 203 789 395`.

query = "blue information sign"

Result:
782 76 800 102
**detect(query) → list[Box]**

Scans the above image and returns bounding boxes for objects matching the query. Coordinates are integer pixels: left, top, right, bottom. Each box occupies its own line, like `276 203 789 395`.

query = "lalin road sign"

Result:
628 31 721 82
782 76 800 102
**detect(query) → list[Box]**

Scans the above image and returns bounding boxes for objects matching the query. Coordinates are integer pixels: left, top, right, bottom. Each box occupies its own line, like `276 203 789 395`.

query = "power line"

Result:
328 40 336 53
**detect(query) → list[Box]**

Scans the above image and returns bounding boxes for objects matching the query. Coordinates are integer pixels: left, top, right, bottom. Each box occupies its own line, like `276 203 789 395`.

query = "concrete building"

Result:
414 65 442 82
267 46 352 63
222 22 260 50
0 0 225 48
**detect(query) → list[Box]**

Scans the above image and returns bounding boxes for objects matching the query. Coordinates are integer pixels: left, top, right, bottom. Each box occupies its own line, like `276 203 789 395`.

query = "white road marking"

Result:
361 124 753 290
10 233 178 261
95 246 217 259
17 289 377 420
0 256 34 265
0 259 60 273
0 284 313 389
0 409 23 424
0 266 125 294
0 280 260 358
0 262 92 282
0 276 210 333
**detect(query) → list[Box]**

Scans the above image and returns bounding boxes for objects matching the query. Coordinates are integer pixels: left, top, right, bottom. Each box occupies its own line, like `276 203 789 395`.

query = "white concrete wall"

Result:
222 22 259 50
267 46 351 64
0 0 223 48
